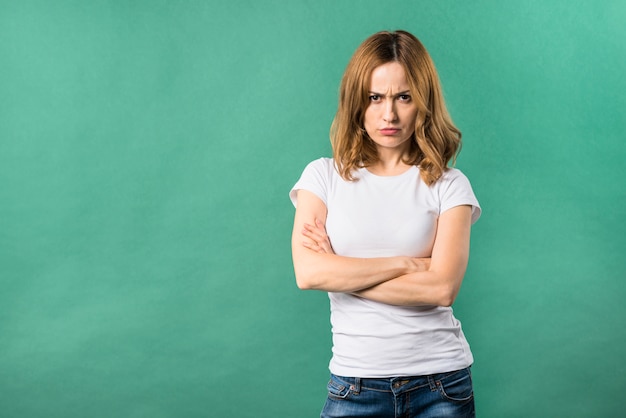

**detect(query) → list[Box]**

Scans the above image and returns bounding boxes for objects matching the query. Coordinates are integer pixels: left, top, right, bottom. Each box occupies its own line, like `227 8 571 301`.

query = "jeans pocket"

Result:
436 368 474 403
326 375 352 400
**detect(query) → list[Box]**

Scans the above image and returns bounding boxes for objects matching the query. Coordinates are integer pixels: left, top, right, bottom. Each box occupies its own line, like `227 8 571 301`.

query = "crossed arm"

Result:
291 190 473 307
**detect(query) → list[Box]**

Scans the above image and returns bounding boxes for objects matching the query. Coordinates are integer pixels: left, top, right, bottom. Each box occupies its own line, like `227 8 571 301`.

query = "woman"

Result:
290 30 481 418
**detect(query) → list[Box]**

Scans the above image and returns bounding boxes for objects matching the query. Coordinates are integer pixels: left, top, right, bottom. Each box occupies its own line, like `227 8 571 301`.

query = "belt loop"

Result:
427 375 437 392
351 377 361 394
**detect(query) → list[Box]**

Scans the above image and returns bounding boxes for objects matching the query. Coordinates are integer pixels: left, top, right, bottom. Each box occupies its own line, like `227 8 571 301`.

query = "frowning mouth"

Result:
379 128 401 135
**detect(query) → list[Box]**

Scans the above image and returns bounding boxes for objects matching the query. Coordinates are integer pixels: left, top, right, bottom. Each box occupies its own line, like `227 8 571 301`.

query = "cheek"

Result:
404 108 418 126
363 107 373 122
363 108 375 130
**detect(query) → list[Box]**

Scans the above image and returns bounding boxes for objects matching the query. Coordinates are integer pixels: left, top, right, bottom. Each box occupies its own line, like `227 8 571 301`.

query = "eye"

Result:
398 94 412 102
369 94 381 102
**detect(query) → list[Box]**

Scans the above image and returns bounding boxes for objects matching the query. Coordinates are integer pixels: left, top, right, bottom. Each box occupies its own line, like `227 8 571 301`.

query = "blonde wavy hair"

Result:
330 30 461 185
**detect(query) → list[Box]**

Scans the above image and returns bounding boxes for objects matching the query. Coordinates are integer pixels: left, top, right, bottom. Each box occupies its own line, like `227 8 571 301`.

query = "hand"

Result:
301 219 335 254
410 257 431 272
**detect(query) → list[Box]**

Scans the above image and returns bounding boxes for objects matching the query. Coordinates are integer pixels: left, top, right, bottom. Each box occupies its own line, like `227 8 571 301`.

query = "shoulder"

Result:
298 157 340 182
433 167 475 192
303 157 336 172
439 167 470 183
434 167 481 223
290 158 337 207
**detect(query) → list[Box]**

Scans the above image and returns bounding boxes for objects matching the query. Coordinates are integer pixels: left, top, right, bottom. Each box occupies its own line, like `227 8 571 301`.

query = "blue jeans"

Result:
320 367 475 418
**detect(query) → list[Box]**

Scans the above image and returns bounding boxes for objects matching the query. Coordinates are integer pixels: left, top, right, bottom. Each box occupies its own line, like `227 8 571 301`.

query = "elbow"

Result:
293 268 318 290
292 256 332 291
296 277 314 290
292 251 325 290
436 282 461 307
428 267 465 307
438 294 456 308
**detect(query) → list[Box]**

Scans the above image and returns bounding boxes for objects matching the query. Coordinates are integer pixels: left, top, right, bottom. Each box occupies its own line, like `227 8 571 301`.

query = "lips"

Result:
379 128 401 135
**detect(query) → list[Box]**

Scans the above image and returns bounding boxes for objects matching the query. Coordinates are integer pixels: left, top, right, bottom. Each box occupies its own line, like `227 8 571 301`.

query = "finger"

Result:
309 221 328 239
315 218 327 231
302 228 322 243
302 223 320 236
302 240 325 253
302 224 325 241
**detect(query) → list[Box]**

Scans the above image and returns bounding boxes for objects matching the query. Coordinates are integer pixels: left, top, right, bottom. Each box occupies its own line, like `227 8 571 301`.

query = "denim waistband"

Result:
330 367 471 394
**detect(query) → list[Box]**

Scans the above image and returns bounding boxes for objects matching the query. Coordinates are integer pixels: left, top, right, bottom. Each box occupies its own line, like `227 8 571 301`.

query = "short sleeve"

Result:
289 158 332 207
438 169 481 224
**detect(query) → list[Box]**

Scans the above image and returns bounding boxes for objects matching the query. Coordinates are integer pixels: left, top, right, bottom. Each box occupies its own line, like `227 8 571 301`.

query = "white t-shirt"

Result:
290 157 481 377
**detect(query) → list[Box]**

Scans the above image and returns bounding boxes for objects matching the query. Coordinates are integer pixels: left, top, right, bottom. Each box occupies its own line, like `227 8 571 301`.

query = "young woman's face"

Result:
363 62 418 154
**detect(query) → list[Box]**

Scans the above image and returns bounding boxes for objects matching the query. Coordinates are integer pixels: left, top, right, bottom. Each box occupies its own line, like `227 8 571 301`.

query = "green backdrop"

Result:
1 1 624 417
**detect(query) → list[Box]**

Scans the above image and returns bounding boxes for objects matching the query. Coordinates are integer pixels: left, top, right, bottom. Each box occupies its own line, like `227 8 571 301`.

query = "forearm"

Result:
355 205 475 307
353 266 466 307
292 248 420 293
291 189 425 292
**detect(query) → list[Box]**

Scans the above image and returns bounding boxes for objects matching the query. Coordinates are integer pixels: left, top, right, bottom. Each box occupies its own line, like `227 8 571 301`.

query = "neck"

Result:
368 148 412 176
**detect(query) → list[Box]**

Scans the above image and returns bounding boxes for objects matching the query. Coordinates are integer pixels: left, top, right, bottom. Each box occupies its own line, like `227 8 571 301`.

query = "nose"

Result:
383 100 397 122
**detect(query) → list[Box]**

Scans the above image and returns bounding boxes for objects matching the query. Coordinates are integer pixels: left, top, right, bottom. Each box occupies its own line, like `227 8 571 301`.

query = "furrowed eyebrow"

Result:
368 90 411 97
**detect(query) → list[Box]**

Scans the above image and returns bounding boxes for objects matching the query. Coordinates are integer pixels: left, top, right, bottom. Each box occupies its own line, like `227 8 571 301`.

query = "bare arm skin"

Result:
354 205 473 307
300 202 474 307
291 190 427 292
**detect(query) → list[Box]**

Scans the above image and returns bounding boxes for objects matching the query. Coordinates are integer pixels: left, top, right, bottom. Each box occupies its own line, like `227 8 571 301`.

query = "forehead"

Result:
369 62 410 92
